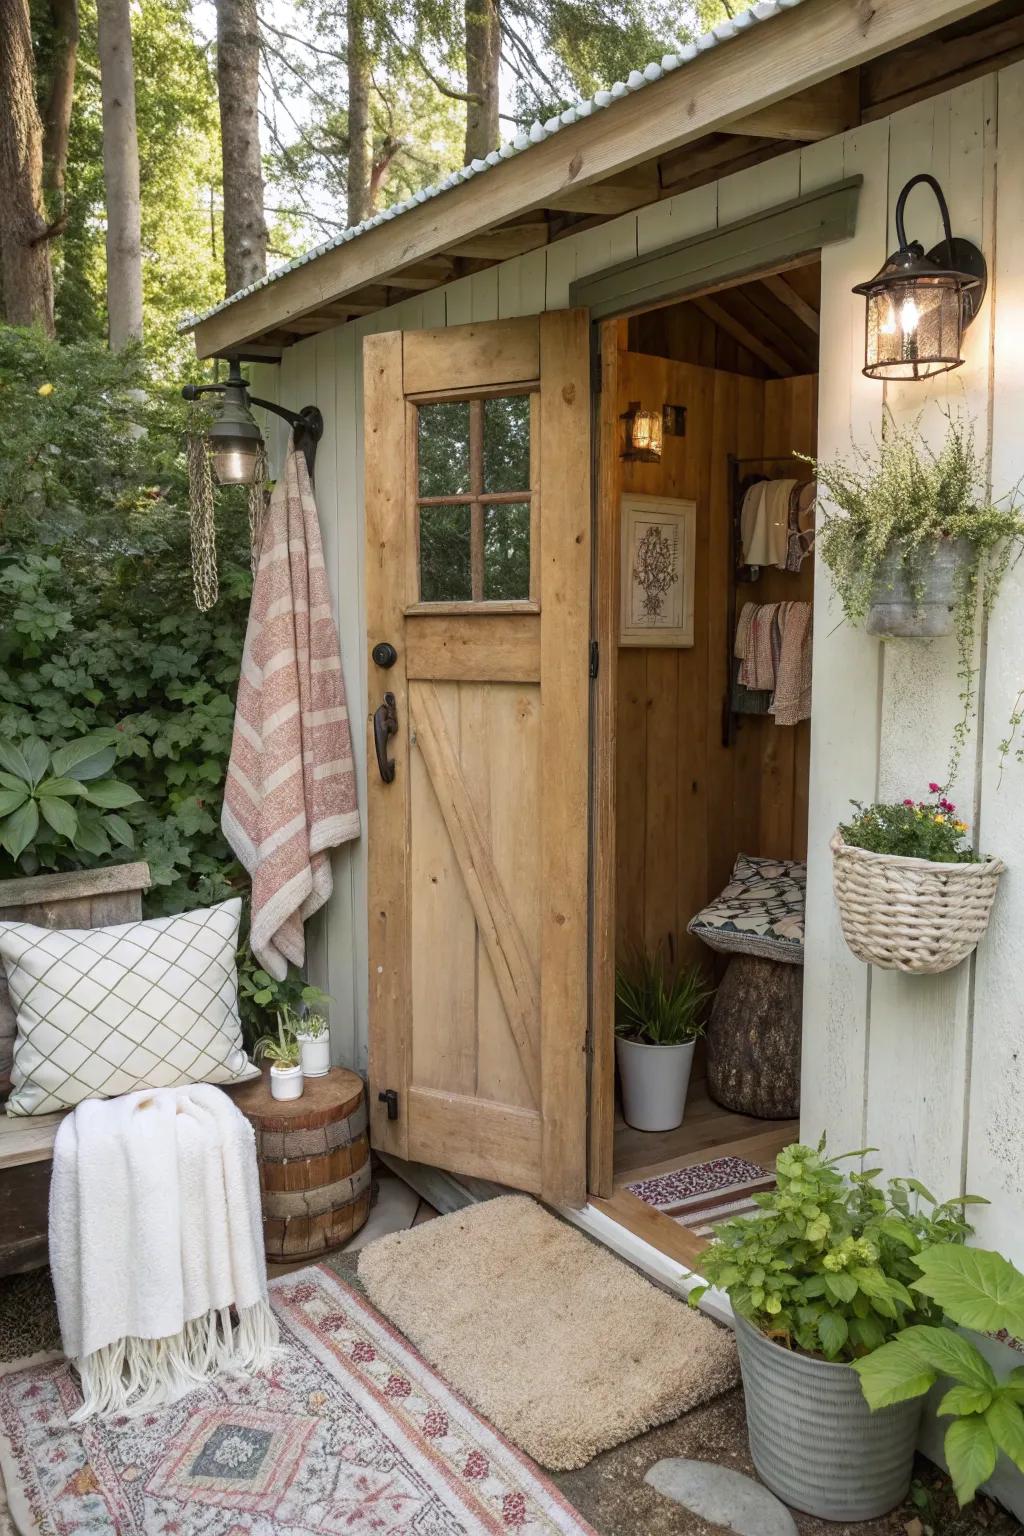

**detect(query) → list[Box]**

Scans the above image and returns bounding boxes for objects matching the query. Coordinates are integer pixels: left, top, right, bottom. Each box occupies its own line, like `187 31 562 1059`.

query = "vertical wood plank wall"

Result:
613 345 816 970
254 62 1024 1259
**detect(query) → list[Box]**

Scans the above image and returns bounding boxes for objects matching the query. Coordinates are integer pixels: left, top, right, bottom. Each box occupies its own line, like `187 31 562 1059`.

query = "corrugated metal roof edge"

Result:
178 0 807 335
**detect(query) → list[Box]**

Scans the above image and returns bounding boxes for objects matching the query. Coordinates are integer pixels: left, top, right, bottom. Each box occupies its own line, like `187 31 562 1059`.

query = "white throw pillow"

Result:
1 897 258 1116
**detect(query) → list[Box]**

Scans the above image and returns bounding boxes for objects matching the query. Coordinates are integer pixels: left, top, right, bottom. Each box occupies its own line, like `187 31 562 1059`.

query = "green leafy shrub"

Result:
803 410 1024 784
0 731 141 868
840 786 979 864
691 1140 977 1363
614 944 713 1046
854 1245 1024 1507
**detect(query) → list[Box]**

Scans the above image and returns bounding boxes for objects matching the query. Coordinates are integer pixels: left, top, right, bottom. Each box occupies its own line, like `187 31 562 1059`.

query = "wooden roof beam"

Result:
540 167 661 216
192 0 996 357
730 72 860 141
447 222 549 260
692 294 793 376
761 272 820 335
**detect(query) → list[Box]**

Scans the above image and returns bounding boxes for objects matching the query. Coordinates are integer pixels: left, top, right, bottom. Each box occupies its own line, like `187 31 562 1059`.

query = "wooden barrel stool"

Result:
230 1067 371 1264
706 954 803 1120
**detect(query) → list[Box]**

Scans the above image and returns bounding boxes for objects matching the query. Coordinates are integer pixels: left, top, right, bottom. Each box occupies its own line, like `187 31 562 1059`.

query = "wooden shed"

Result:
185 0 1024 1280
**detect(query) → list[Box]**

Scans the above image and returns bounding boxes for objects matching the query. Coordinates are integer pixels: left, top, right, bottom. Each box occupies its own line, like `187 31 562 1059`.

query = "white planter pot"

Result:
270 1063 304 1101
615 1036 695 1132
297 1033 331 1078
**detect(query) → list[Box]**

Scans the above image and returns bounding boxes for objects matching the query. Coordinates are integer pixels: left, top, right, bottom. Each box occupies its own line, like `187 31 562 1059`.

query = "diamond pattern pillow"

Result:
0 898 258 1116
687 854 806 965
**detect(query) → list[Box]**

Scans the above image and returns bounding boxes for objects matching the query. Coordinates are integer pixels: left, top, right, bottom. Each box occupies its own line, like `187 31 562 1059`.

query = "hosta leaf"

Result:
912 1247 1024 1339
945 1417 997 1507
985 1394 1024 1473
897 1326 997 1392
0 789 28 817
59 743 117 781
0 799 40 862
104 813 134 848
0 772 26 793
939 1385 993 1418
36 776 87 798
0 740 32 782
20 737 50 787
818 1311 849 1359
73 815 110 856
51 731 117 779
39 796 78 842
81 778 142 808
852 1338 936 1409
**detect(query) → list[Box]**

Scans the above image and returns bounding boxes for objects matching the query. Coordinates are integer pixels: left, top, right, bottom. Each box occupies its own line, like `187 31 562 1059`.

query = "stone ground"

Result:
0 1184 1019 1536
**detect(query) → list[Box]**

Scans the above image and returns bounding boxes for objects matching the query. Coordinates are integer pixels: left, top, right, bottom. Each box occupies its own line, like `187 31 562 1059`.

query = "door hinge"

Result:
589 639 599 679
378 1088 399 1121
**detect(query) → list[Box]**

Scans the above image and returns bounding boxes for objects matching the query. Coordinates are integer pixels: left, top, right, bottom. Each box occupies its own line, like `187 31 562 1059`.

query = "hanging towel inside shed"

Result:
733 600 812 724
772 601 813 725
740 478 797 569
222 445 361 981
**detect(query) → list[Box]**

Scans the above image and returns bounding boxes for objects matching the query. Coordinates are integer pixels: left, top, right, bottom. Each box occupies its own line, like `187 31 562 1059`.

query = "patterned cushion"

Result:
687 854 806 965
0 898 258 1116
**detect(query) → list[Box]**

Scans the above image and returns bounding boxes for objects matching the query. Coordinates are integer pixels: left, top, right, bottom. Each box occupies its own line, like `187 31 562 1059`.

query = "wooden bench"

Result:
0 862 151 1277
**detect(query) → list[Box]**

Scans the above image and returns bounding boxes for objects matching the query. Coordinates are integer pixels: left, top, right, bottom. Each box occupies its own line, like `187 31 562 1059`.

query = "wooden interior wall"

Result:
613 336 818 970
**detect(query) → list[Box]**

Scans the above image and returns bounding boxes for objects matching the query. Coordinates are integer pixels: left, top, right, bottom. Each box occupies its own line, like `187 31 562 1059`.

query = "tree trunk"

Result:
42 0 79 219
464 0 500 164
216 0 267 295
0 0 56 334
96 0 143 349
346 0 372 227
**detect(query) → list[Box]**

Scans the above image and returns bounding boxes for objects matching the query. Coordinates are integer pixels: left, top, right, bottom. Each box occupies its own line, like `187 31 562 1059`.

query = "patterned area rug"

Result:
627 1156 775 1237
0 1266 597 1535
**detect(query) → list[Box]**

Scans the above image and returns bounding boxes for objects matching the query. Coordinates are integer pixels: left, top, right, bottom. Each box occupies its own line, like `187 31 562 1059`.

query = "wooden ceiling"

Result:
193 0 1024 360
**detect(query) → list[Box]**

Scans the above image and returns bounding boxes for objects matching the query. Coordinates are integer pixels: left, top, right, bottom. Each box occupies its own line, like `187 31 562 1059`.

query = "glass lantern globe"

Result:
620 401 663 462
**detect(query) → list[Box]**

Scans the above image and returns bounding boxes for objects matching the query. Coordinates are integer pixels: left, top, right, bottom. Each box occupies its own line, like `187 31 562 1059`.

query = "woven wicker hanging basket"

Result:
830 833 1004 975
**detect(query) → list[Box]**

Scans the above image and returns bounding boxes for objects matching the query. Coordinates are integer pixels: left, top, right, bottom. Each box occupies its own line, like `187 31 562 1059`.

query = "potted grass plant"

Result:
831 785 1004 974
295 1010 330 1078
614 944 712 1132
254 1015 304 1101
690 1139 976 1521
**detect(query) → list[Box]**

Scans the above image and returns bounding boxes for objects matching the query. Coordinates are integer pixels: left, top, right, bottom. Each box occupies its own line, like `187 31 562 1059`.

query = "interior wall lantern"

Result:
620 401 663 462
182 358 323 485
852 173 987 381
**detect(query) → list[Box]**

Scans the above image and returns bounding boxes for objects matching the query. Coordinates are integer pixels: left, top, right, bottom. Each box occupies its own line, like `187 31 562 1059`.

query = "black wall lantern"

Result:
853 173 987 382
182 358 323 485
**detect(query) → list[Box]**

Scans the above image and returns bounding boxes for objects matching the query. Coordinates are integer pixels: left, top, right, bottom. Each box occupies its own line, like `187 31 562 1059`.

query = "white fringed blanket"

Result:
48 1083 278 1421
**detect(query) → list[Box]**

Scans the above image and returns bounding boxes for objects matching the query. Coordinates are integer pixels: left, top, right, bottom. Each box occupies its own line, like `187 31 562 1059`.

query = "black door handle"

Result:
373 692 398 783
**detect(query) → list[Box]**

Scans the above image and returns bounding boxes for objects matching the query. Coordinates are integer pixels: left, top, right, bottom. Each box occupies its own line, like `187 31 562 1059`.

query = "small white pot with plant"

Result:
691 1140 978 1521
614 946 712 1133
254 1015 304 1101
832 785 1004 974
295 1011 330 1077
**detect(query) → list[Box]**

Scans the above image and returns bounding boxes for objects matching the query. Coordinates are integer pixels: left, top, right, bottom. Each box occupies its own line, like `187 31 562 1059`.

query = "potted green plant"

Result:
831 786 1003 974
854 1242 1024 1510
254 1014 303 1101
295 1010 330 1078
614 945 712 1132
690 1139 976 1521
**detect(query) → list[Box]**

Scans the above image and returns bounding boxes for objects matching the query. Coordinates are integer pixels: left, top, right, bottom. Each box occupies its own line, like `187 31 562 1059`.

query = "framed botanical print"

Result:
619 493 696 647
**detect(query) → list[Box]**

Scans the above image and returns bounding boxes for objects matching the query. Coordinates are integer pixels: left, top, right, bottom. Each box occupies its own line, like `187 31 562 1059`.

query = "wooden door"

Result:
364 312 591 1206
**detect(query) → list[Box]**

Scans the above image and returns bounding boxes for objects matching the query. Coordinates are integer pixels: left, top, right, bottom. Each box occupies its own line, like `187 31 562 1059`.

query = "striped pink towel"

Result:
222 447 360 980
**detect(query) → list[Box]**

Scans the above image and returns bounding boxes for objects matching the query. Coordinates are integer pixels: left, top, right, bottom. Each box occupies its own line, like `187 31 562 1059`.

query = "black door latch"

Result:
378 1088 399 1121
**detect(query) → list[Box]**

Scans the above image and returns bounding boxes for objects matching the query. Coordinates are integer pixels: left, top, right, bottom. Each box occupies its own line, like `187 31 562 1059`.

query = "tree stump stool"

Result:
229 1067 371 1264
706 954 802 1120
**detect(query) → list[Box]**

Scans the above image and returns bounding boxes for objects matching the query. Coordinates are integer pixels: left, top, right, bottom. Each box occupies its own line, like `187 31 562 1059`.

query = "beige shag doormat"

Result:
357 1193 739 1470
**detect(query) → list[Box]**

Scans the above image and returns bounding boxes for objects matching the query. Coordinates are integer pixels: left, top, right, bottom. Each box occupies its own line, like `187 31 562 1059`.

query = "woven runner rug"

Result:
627 1155 776 1237
0 1266 597 1536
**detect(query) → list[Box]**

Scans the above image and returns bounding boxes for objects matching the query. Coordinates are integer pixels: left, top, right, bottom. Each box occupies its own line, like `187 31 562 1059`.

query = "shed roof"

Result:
185 0 1018 359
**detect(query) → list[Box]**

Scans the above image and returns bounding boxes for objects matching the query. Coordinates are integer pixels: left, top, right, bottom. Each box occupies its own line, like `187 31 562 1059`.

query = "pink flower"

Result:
902 798 915 807
928 782 942 794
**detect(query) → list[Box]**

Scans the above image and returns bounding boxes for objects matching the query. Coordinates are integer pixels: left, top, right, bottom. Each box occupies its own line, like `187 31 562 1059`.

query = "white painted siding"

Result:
254 61 1024 1259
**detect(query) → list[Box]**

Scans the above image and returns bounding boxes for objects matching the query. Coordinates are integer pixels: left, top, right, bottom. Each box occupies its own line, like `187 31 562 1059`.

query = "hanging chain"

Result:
187 411 219 612
247 441 269 576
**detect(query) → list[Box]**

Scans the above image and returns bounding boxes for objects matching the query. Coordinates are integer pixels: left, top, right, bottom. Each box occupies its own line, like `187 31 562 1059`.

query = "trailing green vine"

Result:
802 409 1024 788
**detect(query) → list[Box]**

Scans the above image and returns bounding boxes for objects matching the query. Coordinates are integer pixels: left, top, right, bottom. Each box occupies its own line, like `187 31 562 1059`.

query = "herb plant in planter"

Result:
832 786 1003 973
615 946 712 1132
254 1016 304 1101
690 1139 975 1521
855 1243 1024 1508
294 1008 331 1078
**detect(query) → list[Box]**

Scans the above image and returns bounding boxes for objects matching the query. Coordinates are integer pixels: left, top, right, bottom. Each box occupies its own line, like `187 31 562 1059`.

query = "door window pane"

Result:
420 504 472 602
418 401 471 497
483 395 530 493
484 503 531 600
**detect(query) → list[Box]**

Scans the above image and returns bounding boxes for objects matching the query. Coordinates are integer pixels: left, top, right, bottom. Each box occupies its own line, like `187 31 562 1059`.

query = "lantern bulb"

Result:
899 296 921 335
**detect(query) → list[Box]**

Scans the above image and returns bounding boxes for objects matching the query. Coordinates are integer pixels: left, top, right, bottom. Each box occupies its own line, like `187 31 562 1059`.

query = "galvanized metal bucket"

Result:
735 1312 922 1521
865 536 970 638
